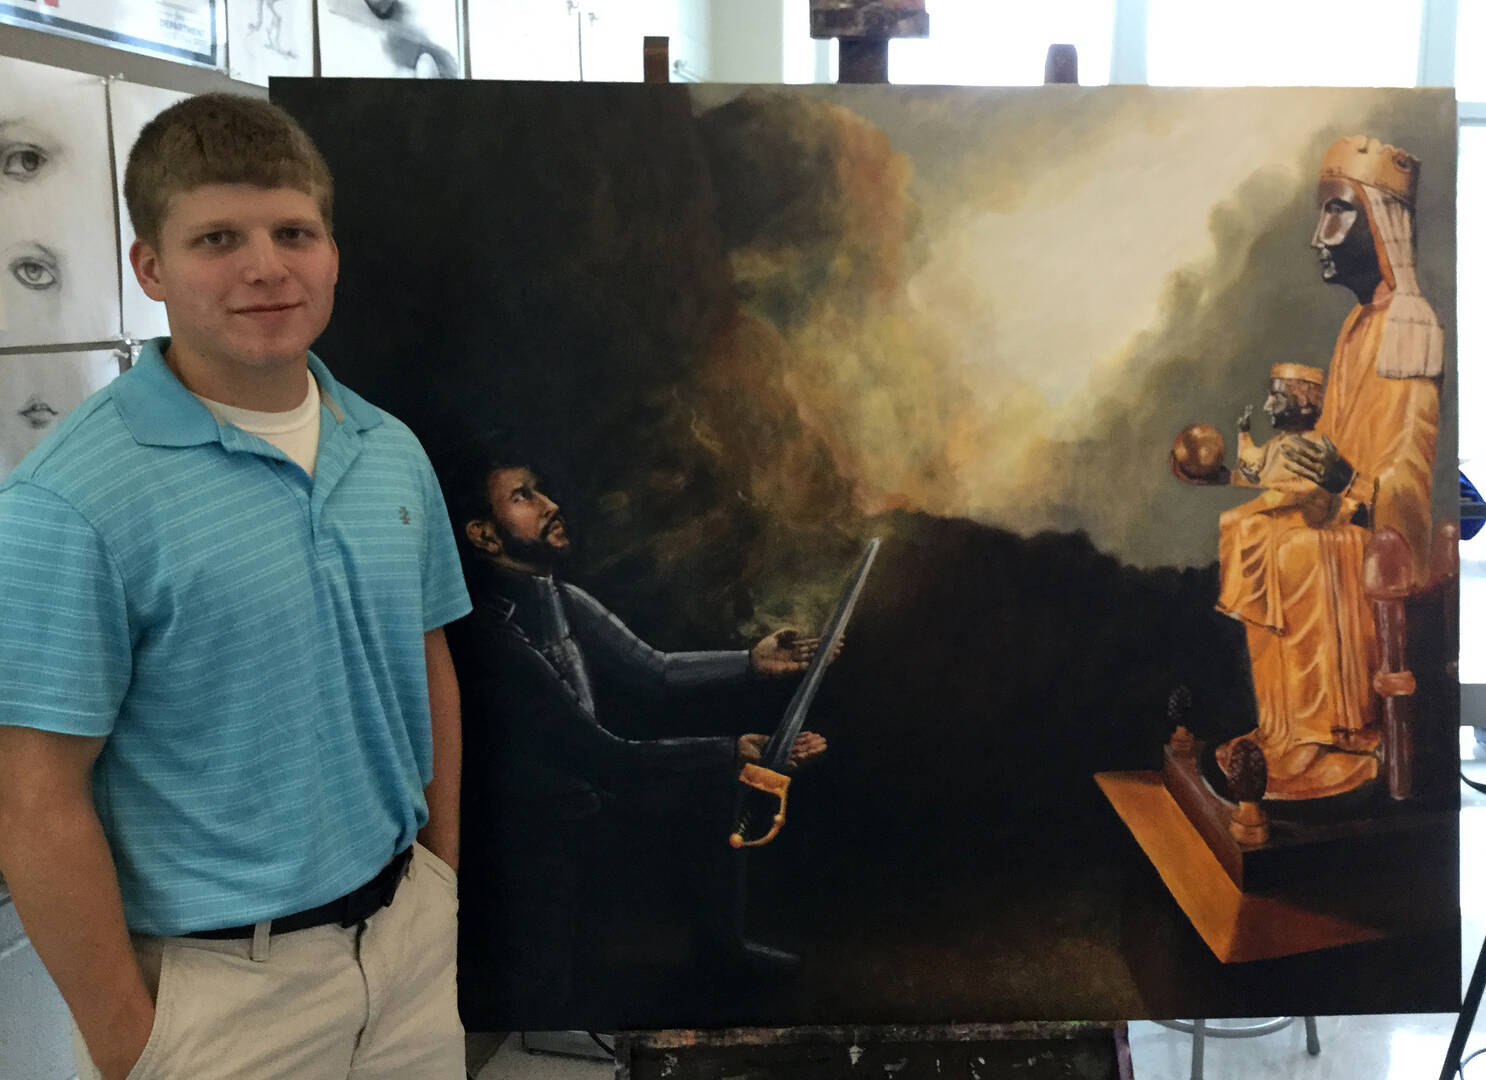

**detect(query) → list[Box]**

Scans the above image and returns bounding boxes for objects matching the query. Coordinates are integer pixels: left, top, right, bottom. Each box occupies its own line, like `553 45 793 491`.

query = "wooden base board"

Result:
1161 744 1454 891
1095 770 1455 964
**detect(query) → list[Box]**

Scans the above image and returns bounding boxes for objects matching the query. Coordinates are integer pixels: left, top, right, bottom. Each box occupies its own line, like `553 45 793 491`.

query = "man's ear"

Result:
464 519 502 558
130 238 168 302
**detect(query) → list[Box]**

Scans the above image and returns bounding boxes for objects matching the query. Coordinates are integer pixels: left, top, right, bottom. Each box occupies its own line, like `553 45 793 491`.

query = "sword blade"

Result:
761 537 880 771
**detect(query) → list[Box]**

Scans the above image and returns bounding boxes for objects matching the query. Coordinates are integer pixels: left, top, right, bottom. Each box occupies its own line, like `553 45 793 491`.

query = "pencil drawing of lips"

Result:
18 396 58 429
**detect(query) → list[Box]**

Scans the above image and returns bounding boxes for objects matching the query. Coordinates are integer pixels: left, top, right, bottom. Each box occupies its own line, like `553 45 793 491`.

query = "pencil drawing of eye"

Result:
9 246 59 290
0 141 48 181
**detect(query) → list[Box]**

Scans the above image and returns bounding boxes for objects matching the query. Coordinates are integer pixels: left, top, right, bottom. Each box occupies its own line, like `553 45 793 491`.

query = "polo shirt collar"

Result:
113 337 383 448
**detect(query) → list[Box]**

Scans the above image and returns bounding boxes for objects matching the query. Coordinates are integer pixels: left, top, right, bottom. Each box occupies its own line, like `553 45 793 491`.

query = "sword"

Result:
729 537 881 849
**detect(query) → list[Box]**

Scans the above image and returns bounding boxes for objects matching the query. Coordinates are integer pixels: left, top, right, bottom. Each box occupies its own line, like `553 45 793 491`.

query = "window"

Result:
1147 0 1425 86
889 0 1116 86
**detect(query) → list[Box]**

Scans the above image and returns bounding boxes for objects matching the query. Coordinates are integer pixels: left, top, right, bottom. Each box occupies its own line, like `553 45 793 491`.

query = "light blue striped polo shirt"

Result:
0 340 471 935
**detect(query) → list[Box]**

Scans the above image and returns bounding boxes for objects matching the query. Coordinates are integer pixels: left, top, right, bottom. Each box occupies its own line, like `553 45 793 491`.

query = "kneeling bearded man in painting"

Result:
444 449 828 1025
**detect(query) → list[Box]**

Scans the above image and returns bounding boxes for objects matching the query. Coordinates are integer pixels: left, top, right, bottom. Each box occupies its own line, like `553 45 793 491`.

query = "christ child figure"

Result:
1232 362 1326 491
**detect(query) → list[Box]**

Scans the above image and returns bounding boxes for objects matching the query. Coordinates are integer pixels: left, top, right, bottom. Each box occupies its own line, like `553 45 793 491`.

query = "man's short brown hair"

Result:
124 93 333 247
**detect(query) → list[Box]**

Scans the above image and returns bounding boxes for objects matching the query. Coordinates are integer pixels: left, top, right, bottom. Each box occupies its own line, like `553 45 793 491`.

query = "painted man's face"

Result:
1263 378 1321 432
485 466 571 567
1310 178 1378 289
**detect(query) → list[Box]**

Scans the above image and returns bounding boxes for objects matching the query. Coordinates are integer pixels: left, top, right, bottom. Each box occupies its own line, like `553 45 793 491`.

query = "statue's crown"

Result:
1319 136 1419 206
1271 362 1325 384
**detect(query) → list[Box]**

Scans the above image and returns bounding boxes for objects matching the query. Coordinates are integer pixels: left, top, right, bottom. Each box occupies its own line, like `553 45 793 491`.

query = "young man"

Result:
0 94 470 1079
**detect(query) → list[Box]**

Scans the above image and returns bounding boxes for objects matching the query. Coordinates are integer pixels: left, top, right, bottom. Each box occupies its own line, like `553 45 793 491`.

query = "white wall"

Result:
708 0 785 82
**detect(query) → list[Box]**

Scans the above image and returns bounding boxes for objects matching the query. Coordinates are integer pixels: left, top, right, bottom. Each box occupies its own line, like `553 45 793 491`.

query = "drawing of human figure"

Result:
1175 137 1443 800
247 0 296 59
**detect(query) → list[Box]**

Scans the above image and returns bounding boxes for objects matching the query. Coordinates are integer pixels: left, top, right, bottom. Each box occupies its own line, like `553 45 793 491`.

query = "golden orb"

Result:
1172 423 1225 479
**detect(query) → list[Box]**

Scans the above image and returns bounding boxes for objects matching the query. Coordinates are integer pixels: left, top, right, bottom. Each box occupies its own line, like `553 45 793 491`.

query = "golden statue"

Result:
1182 137 1444 800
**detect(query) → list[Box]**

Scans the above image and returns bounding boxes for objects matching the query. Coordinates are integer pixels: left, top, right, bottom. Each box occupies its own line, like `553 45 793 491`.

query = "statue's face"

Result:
1264 379 1320 432
1310 178 1379 289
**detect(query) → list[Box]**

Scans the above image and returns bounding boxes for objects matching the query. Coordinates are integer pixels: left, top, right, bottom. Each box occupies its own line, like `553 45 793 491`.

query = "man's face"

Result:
484 466 570 569
1310 178 1378 289
1264 379 1320 432
130 183 338 374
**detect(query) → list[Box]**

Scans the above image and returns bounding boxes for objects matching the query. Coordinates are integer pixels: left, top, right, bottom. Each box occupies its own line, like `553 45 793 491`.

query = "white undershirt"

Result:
195 369 322 478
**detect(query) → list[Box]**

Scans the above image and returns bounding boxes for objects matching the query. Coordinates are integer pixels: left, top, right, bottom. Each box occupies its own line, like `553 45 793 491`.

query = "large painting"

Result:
273 80 1459 1030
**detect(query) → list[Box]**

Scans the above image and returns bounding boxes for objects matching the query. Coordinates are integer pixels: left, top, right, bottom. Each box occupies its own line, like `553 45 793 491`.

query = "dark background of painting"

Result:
274 79 1459 1027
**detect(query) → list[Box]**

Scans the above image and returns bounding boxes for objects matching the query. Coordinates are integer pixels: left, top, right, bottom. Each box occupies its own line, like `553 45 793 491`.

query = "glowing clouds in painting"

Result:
0 350 120 478
317 0 461 78
684 85 1457 571
0 56 119 347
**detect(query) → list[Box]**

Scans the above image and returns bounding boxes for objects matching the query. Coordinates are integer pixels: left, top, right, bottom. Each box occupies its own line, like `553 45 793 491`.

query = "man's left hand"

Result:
1281 434 1355 494
737 731 828 770
750 628 843 676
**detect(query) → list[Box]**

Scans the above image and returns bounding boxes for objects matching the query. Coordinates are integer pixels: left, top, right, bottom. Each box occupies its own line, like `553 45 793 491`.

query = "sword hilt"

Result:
729 763 791 849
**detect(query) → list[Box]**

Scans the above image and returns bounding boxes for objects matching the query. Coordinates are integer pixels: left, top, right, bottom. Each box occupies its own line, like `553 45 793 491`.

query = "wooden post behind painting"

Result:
811 0 928 83
643 37 669 84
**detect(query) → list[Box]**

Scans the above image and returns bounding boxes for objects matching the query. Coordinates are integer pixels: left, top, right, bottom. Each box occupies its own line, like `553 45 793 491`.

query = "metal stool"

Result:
1155 1017 1320 1080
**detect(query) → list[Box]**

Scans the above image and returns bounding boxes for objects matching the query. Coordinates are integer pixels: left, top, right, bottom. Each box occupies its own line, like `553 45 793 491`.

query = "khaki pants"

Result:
74 844 464 1080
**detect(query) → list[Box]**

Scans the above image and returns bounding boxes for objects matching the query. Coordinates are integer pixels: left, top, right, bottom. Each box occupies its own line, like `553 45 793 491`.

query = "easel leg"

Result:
1442 932 1486 1079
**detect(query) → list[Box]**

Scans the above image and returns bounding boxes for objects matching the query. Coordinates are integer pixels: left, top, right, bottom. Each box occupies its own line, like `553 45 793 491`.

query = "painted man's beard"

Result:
496 515 571 569
1270 402 1320 432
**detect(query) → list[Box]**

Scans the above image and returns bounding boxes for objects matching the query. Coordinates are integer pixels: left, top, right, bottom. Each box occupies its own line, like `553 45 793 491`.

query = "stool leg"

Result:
1191 1018 1205 1080
1304 1016 1320 1056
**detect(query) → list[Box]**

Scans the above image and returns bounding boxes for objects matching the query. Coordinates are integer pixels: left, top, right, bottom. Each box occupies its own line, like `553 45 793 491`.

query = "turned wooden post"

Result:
1432 519 1461 680
1224 737 1269 845
643 36 670 84
810 0 930 84
1044 44 1078 84
1363 527 1416 800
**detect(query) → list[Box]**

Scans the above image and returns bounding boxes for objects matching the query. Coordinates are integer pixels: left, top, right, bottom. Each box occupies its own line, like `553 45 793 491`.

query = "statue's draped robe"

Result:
1216 289 1440 798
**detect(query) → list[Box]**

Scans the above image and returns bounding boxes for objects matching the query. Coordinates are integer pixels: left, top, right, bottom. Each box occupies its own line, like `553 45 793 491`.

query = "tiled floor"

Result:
472 742 1486 1080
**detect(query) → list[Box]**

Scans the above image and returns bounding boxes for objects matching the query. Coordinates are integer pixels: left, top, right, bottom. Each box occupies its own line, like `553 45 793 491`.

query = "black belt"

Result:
183 848 414 940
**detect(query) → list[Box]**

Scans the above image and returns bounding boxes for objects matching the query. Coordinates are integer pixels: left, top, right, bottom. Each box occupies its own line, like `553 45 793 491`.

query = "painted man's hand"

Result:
737 733 767 765
749 629 844 676
736 731 827 770
1281 434 1355 494
787 730 827 769
1237 404 1253 433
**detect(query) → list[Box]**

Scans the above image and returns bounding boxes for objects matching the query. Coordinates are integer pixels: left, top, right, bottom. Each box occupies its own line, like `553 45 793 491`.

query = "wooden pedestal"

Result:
1095 770 1455 963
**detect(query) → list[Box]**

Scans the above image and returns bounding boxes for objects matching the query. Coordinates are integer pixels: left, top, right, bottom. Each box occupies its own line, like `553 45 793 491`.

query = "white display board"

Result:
318 0 462 78
228 0 313 87
469 0 580 81
0 57 120 349
109 81 190 342
0 0 220 68
0 349 122 478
